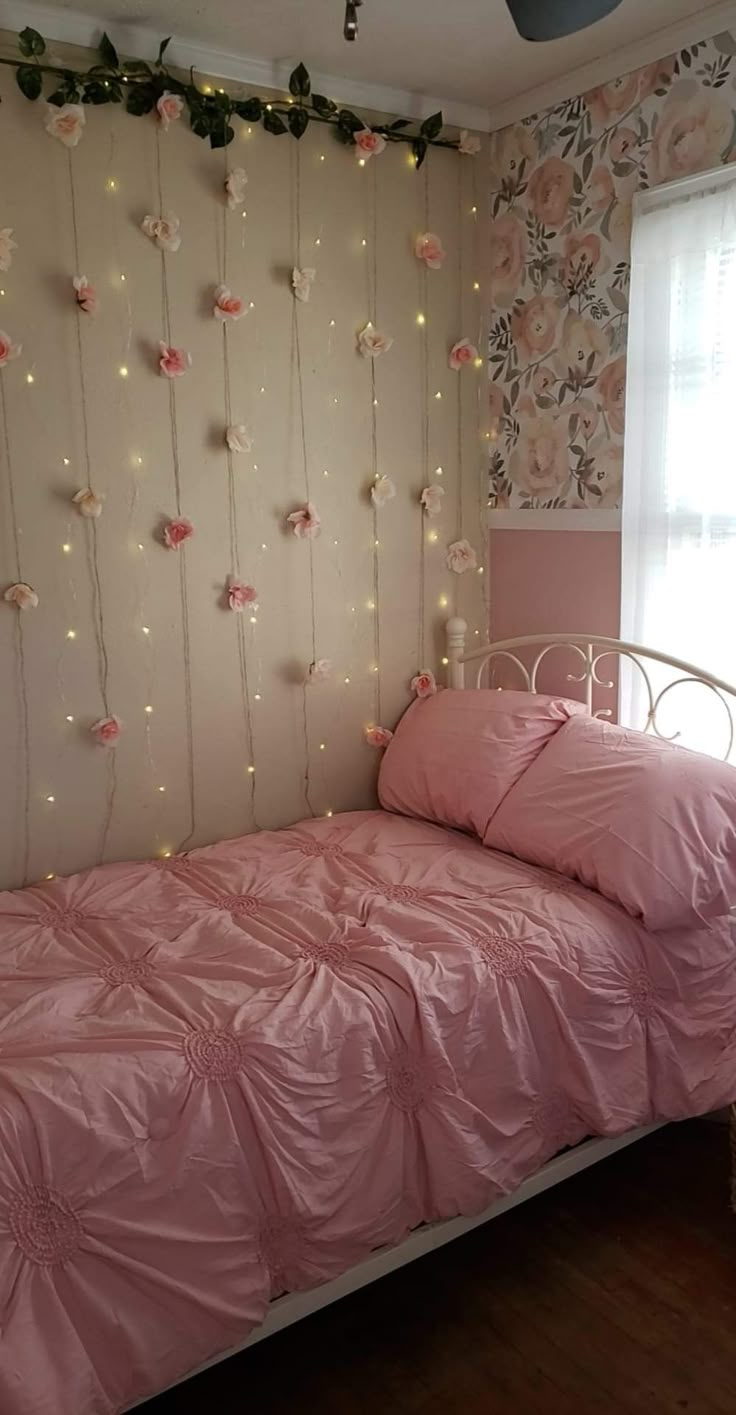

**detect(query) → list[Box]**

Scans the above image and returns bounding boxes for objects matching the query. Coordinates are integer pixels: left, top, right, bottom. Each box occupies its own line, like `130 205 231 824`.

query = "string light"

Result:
141 625 150 635
315 238 321 246
202 85 213 95
66 629 76 640
435 466 443 476
161 849 172 859
261 542 268 550
249 615 257 624
62 543 71 554
323 469 329 477
266 103 273 111
119 366 129 379
25 373 34 385
144 705 153 714
46 795 55 804
372 665 379 674
427 530 439 544
158 785 166 793
374 539 380 548
319 742 326 751
0 289 4 297
470 205 477 214
137 543 144 551
106 178 117 192
247 764 255 774
473 281 480 292
441 656 449 666
366 599 375 610
254 693 262 701
46 872 56 880
334 539 339 547
434 391 442 400
260 386 266 393
325 810 333 817
65 714 74 723
329 319 335 327
320 154 325 162
344 676 351 684
361 238 367 247
373 397 378 406
416 313 426 326
438 594 448 608
358 158 366 168
62 457 70 466
477 566 484 575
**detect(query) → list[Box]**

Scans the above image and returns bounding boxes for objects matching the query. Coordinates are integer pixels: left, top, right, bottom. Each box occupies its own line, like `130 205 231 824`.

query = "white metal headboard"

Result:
444 619 736 762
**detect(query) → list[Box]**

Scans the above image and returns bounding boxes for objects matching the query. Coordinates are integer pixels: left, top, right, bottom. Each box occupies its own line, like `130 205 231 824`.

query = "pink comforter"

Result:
1 810 734 1414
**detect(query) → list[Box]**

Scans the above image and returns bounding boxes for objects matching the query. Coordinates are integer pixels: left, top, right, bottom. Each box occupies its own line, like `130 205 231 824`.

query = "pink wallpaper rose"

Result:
488 31 736 511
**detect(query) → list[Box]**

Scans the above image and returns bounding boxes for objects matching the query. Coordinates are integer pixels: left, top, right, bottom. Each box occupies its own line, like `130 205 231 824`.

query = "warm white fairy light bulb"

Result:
46 795 55 804
254 692 262 701
46 872 56 880
441 656 449 666
361 238 367 247
427 530 439 544
119 366 129 379
438 594 448 608
66 629 76 640
477 566 484 575
473 282 480 292
319 742 326 751
435 466 443 476
416 313 426 326
247 764 255 774
358 158 366 168
66 714 74 723
344 676 351 684
326 810 333 817
320 154 325 162
434 391 442 401
366 599 375 610
474 357 483 369
470 205 477 215
106 178 117 192
329 319 335 327
26 373 34 385
62 457 70 466
141 625 150 635
158 785 165 793
62 543 71 554
145 704 153 714
137 543 144 552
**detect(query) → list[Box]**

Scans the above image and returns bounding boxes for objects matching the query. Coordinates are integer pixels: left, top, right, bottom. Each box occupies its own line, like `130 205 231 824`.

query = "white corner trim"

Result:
486 0 736 130
488 509 622 532
0 0 492 132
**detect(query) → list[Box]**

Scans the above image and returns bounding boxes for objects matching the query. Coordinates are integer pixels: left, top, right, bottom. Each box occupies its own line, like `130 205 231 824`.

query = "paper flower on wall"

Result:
72 487 103 518
365 726 393 748
449 338 479 370
371 475 396 508
0 332 21 367
45 103 85 148
214 284 246 321
292 267 316 303
72 276 98 315
287 503 321 539
420 485 445 517
0 229 17 272
446 539 478 574
354 129 386 160
141 214 181 252
156 92 183 129
458 130 481 155
415 232 445 269
307 659 332 684
225 168 248 210
90 715 122 747
163 516 194 549
411 670 438 698
3 582 38 610
225 423 253 453
358 322 393 358
227 577 258 612
159 343 191 378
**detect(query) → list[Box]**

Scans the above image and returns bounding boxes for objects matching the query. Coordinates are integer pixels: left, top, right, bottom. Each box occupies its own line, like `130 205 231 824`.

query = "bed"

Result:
0 624 734 1415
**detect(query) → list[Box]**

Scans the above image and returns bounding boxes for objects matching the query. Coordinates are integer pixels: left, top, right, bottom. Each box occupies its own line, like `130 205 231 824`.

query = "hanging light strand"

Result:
0 378 31 882
293 143 318 816
368 160 382 725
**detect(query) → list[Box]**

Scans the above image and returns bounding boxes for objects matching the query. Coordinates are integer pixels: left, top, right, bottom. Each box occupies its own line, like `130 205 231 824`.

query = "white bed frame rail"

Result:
445 618 736 760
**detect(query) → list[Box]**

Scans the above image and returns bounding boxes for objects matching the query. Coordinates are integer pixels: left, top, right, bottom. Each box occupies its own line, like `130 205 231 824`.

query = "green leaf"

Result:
210 122 235 148
337 107 363 134
389 118 410 130
18 26 45 57
123 59 154 76
289 62 311 98
126 83 156 115
288 107 309 139
234 97 262 121
263 108 287 135
15 65 43 100
48 87 70 107
412 138 427 169
157 36 172 65
311 93 336 116
420 110 442 141
333 124 354 145
83 79 119 105
99 32 119 69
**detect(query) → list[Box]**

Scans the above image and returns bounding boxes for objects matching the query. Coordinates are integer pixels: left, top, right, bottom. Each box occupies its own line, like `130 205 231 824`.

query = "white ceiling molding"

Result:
485 0 736 130
0 0 492 132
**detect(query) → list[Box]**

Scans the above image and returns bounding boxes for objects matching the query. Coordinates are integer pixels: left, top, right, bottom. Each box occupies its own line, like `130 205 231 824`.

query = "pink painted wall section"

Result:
488 528 621 714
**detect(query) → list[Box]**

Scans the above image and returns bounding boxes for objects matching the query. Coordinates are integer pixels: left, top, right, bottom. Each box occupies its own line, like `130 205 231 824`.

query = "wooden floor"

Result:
143 1122 736 1415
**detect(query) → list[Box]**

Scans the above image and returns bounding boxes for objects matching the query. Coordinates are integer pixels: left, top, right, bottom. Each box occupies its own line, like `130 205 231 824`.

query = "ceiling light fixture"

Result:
505 0 623 41
344 0 363 42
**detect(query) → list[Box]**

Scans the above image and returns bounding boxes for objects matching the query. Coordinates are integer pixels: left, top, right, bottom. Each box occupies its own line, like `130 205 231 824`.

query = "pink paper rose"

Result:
358 322 393 358
446 539 478 574
365 726 393 748
159 343 191 378
214 284 246 321
45 102 85 148
227 577 258 611
287 502 321 539
156 92 184 130
72 275 97 314
411 670 437 698
163 516 194 549
225 168 248 210
458 130 481 155
72 487 103 519
415 232 446 269
420 485 445 517
371 475 396 508
3 582 38 610
0 331 21 368
90 714 122 747
0 228 17 273
449 338 479 370
292 267 316 303
226 423 253 453
354 129 386 159
141 214 181 252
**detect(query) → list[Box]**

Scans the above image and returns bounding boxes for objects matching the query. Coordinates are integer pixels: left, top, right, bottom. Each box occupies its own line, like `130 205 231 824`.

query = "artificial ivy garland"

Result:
2 27 464 166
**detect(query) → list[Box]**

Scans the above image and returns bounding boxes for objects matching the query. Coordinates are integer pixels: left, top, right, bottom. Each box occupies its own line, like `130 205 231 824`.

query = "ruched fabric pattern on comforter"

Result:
0 810 734 1415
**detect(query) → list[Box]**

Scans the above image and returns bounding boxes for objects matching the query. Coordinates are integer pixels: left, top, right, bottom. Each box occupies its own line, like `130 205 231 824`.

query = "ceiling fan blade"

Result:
506 0 624 41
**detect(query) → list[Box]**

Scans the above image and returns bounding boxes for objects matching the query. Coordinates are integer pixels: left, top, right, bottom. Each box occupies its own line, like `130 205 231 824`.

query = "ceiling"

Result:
2 0 733 123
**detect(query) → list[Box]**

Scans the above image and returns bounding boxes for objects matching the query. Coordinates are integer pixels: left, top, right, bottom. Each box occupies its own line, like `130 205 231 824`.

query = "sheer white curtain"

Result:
621 169 736 756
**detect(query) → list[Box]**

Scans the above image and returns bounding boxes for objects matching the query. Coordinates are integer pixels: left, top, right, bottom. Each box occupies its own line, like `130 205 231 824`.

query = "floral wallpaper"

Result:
487 29 736 510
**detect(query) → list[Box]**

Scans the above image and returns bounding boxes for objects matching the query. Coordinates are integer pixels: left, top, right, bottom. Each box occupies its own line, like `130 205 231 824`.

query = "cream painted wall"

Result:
0 34 489 890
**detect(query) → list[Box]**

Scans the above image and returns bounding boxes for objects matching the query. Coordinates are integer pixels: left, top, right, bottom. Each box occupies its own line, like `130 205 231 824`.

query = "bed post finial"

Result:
446 618 467 689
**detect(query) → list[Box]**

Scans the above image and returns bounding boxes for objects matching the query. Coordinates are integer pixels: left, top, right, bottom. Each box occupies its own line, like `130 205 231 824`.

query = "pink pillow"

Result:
378 689 585 838
484 714 736 932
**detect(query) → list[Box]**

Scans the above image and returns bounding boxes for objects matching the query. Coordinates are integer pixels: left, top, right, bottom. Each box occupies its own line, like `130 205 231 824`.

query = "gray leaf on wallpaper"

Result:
488 31 736 512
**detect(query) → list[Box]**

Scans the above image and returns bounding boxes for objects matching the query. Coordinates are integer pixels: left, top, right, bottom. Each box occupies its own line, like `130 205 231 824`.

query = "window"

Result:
621 166 736 757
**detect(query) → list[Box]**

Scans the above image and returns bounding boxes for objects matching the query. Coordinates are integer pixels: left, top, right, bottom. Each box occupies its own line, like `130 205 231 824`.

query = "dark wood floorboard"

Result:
141 1122 736 1414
